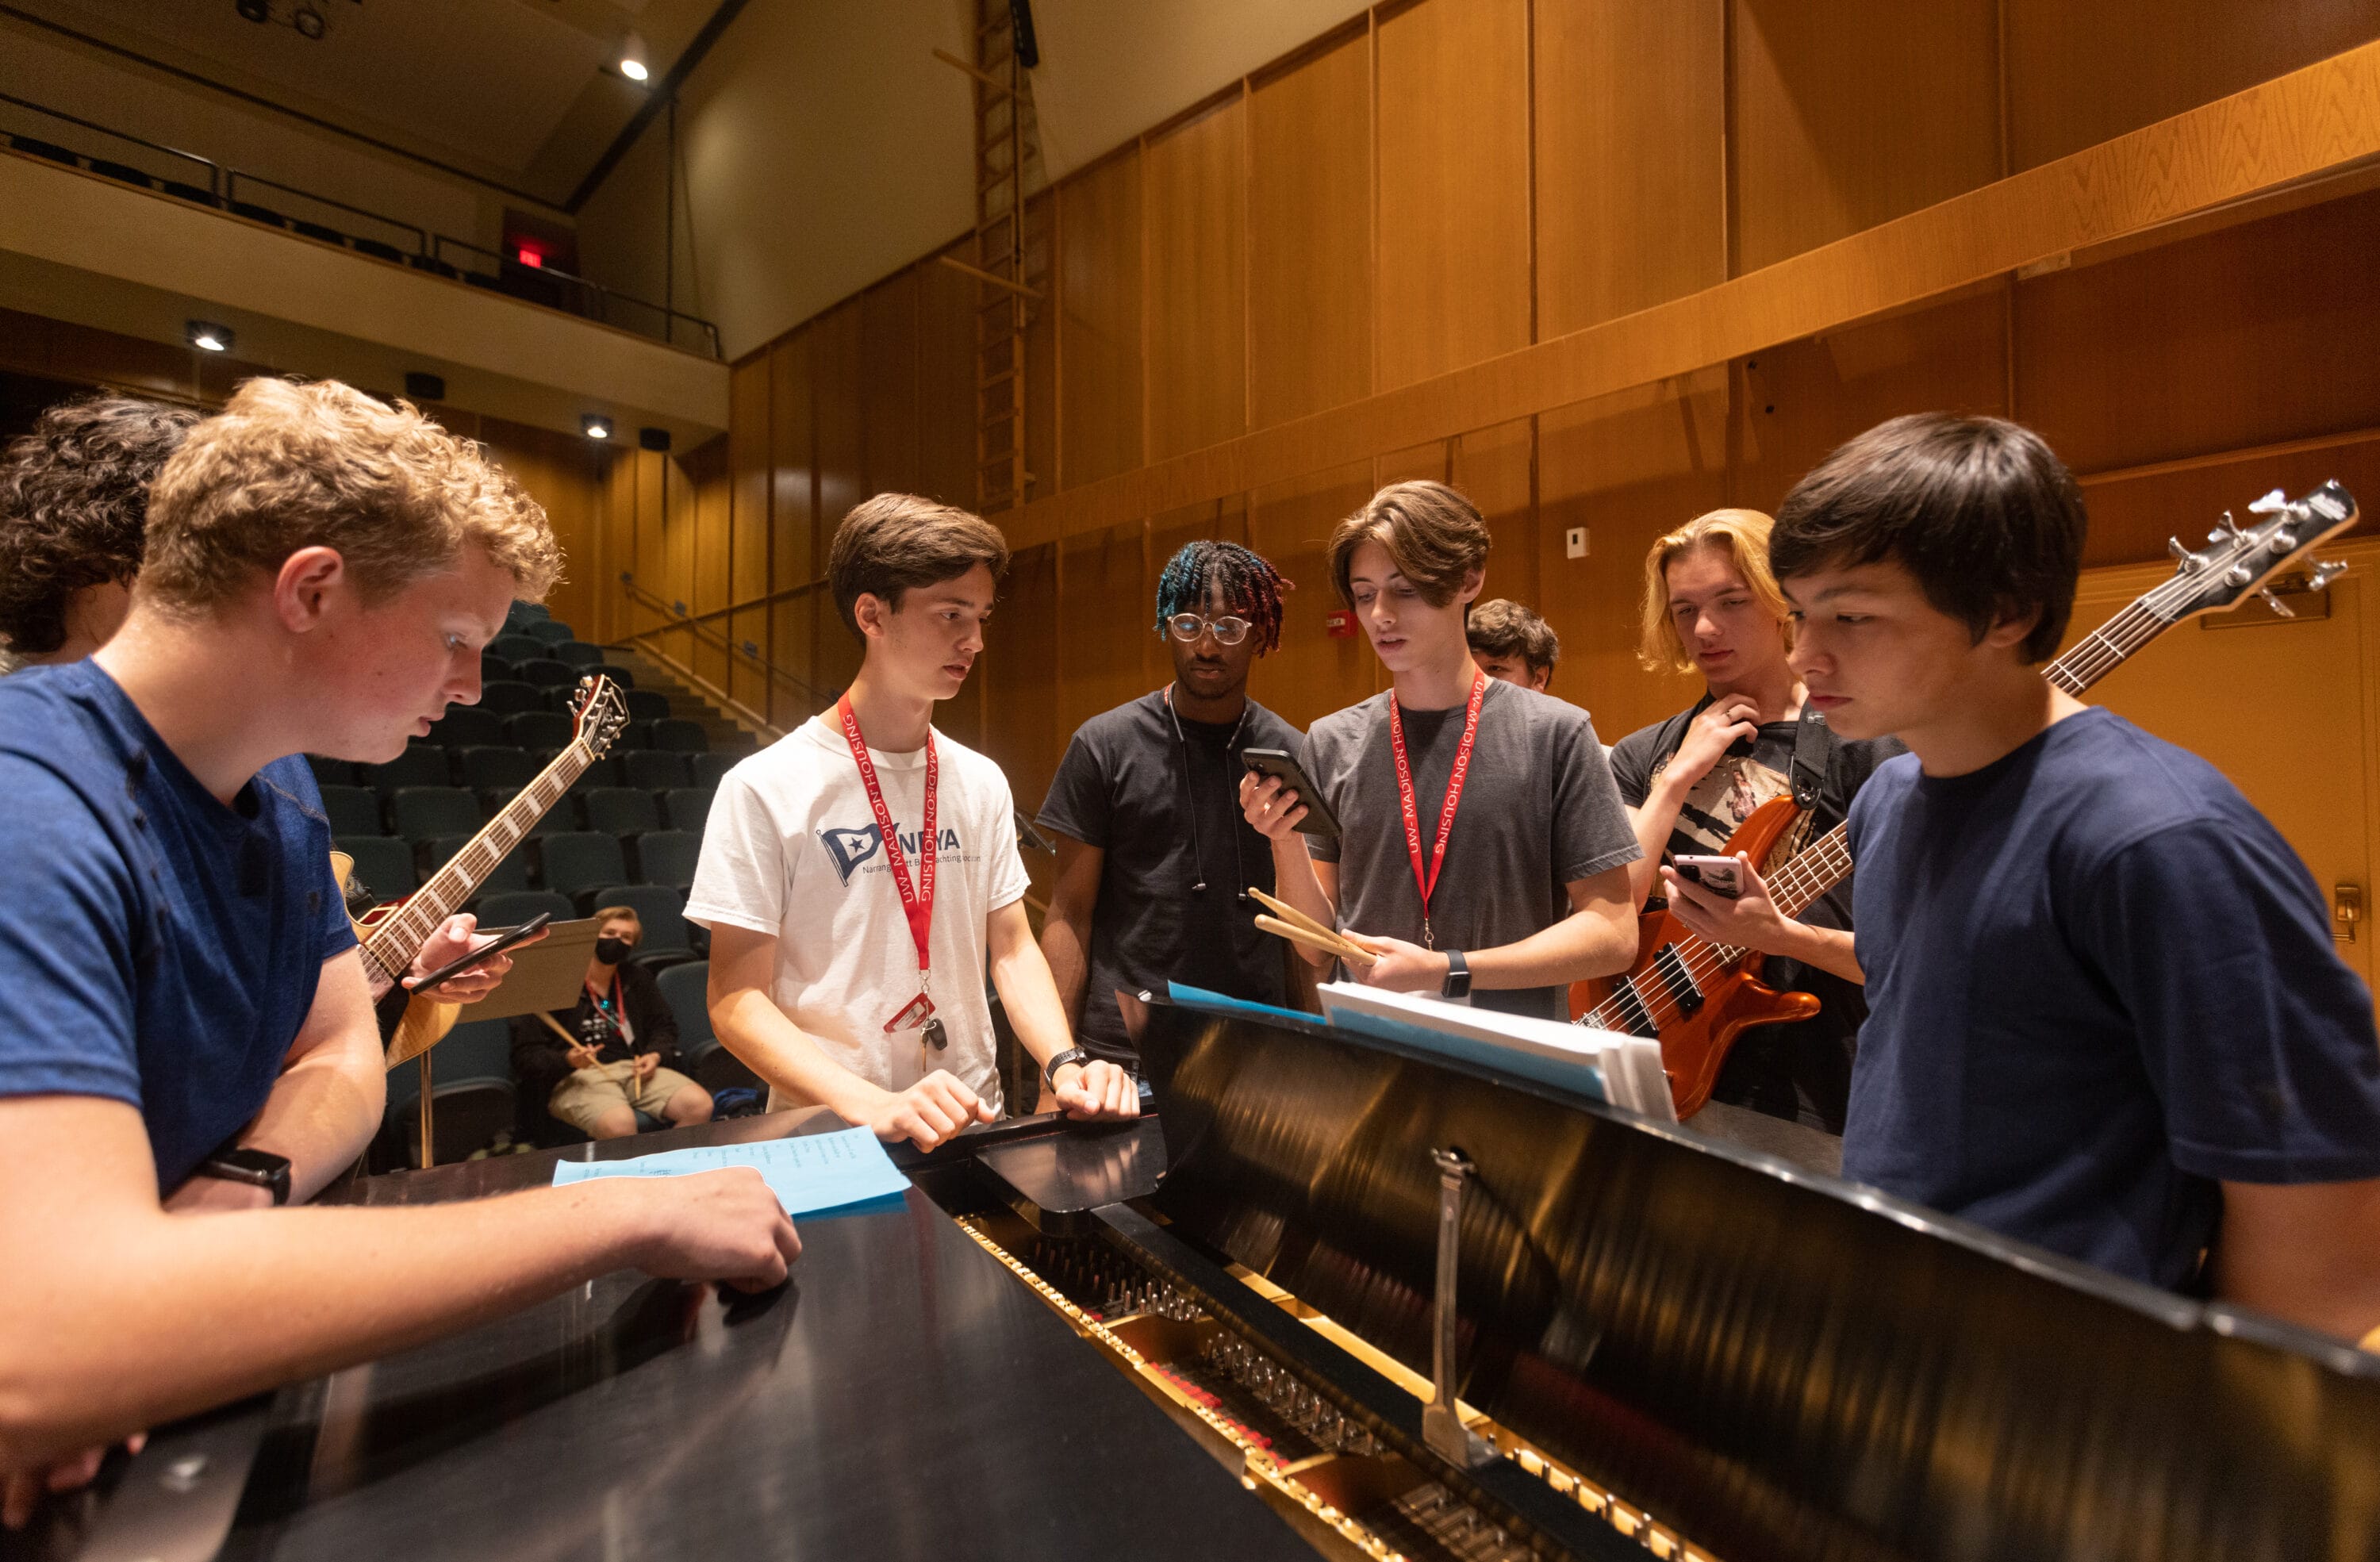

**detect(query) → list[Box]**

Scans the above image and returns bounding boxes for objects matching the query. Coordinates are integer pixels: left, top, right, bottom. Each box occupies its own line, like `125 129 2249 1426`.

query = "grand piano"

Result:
26 992 2380 1562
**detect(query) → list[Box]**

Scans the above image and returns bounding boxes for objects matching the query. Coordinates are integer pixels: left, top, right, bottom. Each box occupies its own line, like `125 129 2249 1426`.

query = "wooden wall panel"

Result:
1144 97 1249 462
2014 189 2380 479
1537 371 1730 740
2079 434 2380 569
1374 440 1448 491
985 542 1061 897
1024 191 1059 510
1454 417 1537 609
861 272 921 497
1057 521 1154 744
1375 0 1534 390
727 356 772 715
769 331 816 593
475 417 603 639
1535 0 1726 336
1246 461 1381 730
686 436 732 692
2006 0 2380 171
812 301 866 699
1248 28 1372 429
917 250 980 509
1730 0 2002 274
1058 152 1144 489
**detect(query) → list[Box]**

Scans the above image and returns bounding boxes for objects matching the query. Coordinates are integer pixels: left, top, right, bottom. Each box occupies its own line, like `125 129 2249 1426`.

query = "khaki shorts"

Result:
548 1060 700 1134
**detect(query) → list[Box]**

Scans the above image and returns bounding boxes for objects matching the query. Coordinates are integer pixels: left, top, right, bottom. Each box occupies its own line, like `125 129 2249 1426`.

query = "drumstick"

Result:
1255 914 1378 967
1249 887 1338 944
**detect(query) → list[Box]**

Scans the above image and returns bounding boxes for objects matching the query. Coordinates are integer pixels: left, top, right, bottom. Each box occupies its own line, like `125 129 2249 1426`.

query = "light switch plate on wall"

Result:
1564 527 1588 559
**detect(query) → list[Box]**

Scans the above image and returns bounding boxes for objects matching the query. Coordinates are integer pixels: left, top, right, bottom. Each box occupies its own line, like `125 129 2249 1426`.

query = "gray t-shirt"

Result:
1302 677 1639 1021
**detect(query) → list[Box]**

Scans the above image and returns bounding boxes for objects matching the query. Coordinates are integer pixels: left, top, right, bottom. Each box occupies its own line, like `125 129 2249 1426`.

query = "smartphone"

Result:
1241 749 1342 839
1672 855 1744 900
408 911 554 992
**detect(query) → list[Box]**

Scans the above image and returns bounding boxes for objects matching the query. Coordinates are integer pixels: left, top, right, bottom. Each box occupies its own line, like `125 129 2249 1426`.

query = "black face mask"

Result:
595 935 633 966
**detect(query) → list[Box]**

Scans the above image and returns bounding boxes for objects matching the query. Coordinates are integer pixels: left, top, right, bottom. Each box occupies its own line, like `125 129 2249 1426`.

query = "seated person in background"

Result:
1772 412 2380 1338
1605 508 1901 1132
0 379 794 1527
513 906 712 1140
1038 540 1304 1063
0 393 528 1030
1242 482 1640 1016
1465 597 1560 694
693 494 1139 1150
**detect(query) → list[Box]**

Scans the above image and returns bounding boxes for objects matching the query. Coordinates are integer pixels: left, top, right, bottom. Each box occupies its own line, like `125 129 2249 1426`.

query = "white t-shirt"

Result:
685 716 1030 1113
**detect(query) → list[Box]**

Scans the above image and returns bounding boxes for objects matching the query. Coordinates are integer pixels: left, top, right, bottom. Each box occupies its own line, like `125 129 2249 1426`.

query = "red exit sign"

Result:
1323 608 1357 639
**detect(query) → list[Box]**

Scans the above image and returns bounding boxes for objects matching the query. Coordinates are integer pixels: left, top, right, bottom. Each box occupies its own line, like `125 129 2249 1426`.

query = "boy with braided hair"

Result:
1038 540 1303 1061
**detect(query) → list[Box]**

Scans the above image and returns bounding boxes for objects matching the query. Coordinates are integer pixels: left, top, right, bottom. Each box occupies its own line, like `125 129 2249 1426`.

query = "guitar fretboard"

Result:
364 741 595 971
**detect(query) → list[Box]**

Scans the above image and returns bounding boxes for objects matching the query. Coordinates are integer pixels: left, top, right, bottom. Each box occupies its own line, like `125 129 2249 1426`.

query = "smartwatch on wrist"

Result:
1439 949 1472 1002
197 1145 293 1206
1042 1046 1094 1092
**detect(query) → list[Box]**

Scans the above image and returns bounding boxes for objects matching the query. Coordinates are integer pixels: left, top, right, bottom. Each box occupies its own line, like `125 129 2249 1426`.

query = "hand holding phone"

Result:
406 911 555 992
1240 749 1342 839
1671 854 1745 900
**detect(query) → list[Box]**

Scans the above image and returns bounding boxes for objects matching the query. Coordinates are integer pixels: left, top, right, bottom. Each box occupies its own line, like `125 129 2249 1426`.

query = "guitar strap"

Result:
1650 692 1831 812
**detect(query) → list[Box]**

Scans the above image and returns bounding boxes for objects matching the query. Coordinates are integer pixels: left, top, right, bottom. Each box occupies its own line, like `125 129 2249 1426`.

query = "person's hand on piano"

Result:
1 1434 144 1530
625 1167 800 1292
1050 1056 1139 1120
863 1069 998 1152
1347 934 1443 994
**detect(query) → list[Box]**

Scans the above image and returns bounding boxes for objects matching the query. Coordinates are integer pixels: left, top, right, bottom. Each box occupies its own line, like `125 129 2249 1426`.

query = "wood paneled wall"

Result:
602 0 2380 901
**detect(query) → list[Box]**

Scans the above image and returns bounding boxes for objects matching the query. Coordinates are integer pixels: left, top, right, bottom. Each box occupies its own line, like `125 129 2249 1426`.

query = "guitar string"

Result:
1586 562 2238 1033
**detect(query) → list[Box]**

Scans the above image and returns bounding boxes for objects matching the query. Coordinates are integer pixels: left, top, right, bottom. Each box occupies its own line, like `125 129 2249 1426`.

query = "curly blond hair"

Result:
142 378 562 612
1636 508 1791 674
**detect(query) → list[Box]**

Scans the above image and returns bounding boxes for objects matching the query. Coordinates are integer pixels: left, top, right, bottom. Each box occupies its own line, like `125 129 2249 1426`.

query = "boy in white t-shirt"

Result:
690 493 1139 1150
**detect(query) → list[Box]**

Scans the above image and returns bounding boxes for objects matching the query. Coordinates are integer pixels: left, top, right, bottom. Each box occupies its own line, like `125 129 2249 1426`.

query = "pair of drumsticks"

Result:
1250 888 1378 969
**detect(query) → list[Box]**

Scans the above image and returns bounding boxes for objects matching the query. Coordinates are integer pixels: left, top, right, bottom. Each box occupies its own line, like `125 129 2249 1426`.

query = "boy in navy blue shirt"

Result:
0 379 797 1524
1770 413 2380 1340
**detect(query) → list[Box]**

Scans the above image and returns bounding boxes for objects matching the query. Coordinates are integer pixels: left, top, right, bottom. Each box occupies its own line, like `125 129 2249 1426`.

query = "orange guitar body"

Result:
1568 796 1821 1119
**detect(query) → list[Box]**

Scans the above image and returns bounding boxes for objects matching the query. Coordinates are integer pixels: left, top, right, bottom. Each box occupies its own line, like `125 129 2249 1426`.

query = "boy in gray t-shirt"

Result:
1241 481 1641 1021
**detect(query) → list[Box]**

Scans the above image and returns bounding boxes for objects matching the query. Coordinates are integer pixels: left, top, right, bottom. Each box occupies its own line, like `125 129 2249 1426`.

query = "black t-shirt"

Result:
509 959 681 1103
1606 703 1904 1131
1038 691 1303 1062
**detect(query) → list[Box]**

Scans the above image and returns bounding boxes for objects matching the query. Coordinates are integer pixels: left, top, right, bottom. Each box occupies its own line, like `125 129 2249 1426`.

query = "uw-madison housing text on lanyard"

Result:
1386 671 1487 951
837 695 948 1052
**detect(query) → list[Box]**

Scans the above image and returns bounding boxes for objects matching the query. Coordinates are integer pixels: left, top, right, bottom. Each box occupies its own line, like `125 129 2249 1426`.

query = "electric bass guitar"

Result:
1576 480 2360 1118
349 675 629 1069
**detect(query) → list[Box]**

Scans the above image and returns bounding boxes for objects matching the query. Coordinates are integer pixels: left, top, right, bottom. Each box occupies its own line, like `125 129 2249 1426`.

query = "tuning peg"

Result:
2310 559 2351 590
2259 588 2297 620
2248 488 2289 514
2167 535 2195 566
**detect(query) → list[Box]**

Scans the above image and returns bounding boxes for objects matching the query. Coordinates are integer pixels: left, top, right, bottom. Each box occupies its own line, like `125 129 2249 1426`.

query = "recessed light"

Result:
581 413 614 440
620 56 649 82
620 32 649 81
186 319 234 353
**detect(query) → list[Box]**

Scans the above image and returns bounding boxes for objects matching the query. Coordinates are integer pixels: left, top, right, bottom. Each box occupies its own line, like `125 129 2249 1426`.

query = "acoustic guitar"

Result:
347 675 629 1069
1576 480 2361 1118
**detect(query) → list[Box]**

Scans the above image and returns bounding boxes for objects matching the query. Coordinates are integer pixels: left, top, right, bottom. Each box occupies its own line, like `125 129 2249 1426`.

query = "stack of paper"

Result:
551 1126 911 1215
1313 983 1676 1123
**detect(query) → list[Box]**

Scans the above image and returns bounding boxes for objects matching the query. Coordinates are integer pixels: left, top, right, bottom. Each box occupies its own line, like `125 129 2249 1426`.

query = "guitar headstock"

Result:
570 676 631 758
2150 480 2357 624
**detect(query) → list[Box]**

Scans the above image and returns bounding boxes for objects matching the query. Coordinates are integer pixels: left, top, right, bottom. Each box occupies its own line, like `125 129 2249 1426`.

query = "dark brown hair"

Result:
1770 414 2086 664
827 493 1011 639
1466 597 1560 679
1327 481 1492 608
0 394 200 655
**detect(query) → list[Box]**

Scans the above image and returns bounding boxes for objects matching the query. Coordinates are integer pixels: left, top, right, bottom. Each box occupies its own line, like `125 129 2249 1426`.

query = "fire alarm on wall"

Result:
1564 527 1589 560
1324 609 1357 639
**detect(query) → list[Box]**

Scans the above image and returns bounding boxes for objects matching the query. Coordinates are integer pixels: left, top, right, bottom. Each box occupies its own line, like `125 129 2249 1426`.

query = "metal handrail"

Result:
0 87 219 195
0 90 724 359
618 573 839 716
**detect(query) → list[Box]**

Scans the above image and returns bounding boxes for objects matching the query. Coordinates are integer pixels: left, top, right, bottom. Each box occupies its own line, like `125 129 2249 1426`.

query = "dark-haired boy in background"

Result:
1038 542 1303 1057
1772 413 2380 1338
1466 597 1560 694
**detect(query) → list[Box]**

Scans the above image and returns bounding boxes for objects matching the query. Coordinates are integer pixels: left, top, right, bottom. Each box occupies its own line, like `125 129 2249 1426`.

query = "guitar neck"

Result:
1765 600 2168 920
365 743 594 969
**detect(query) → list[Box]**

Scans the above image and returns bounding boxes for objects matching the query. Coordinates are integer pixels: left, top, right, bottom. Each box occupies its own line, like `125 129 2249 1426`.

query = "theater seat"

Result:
623 750 690 791
505 711 574 752
624 689 672 723
490 632 547 663
479 680 546 716
432 707 508 748
525 619 575 645
662 788 714 831
317 784 382 836
456 745 541 791
363 744 450 795
390 786 483 843
582 787 661 837
659 962 762 1093
476 889 573 930
424 834 530 900
305 754 359 788
516 658 578 689
383 1017 515 1168
651 718 710 753
336 835 416 900
539 832 628 909
554 641 605 667
635 830 701 890
691 753 738 789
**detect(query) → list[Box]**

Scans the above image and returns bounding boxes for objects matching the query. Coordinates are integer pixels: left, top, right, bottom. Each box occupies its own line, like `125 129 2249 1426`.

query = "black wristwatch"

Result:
1042 1046 1094 1091
197 1145 293 1206
1439 950 1472 1002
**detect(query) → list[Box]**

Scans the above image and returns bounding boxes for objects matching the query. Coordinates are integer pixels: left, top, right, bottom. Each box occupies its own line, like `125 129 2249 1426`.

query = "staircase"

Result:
605 645 772 757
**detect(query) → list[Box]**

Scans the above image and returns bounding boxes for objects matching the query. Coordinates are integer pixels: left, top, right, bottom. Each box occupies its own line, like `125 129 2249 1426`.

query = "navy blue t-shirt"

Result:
0 662 356 1190
1842 707 2380 1289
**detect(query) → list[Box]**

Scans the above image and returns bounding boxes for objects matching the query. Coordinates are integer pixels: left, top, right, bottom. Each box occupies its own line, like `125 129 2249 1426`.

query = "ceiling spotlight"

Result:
619 32 649 81
581 413 614 440
234 0 270 21
186 319 235 353
292 3 324 39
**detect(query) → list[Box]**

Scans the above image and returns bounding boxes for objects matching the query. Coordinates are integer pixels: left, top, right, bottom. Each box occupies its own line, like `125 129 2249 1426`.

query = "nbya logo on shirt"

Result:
817 822 965 886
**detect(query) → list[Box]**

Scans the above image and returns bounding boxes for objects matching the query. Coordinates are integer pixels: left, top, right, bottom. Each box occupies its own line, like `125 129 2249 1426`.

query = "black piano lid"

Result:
1130 996 2380 1562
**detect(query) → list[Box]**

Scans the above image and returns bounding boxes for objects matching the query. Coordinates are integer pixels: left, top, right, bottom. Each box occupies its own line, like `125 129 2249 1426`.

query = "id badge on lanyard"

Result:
1388 672 1487 950
838 697 949 1055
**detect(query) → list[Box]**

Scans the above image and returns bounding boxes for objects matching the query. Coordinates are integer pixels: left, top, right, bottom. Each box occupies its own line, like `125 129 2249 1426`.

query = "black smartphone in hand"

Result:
1241 749 1342 840
408 911 554 992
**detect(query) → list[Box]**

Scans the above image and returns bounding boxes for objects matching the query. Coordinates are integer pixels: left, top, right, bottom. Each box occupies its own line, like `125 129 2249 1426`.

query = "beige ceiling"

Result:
14 0 725 204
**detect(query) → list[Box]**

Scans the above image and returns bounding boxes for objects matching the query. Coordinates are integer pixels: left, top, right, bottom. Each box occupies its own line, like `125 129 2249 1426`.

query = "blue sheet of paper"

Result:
550 1126 911 1216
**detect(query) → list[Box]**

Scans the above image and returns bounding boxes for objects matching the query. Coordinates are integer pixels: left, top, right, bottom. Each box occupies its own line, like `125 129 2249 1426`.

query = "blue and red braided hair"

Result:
1154 540 1292 655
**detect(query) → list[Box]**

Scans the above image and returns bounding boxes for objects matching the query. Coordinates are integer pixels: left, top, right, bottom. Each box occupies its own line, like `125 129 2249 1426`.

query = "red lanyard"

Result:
836 695 937 992
1387 672 1486 950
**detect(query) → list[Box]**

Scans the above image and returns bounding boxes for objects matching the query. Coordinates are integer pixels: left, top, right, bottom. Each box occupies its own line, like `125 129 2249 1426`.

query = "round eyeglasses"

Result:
1165 613 1252 646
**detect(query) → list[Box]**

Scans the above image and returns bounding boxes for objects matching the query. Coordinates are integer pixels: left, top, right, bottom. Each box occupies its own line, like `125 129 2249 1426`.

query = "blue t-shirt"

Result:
1842 708 2380 1290
0 662 357 1190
